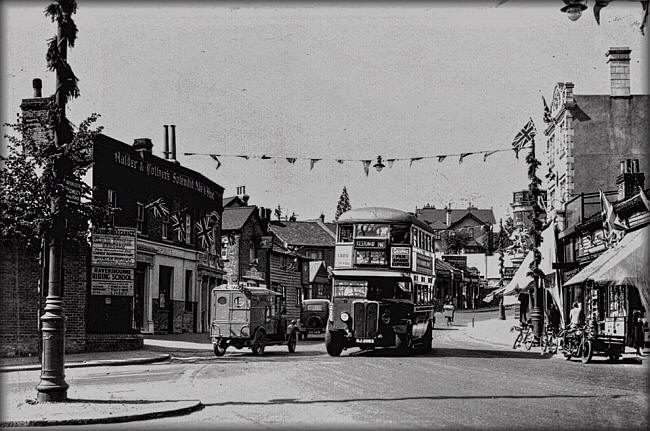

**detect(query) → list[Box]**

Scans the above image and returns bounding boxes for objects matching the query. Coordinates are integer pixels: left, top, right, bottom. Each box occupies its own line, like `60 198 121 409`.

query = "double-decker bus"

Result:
326 207 437 356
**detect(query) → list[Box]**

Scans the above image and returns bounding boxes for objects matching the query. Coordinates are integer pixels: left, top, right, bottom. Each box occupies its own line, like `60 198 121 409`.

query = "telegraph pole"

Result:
36 1 75 402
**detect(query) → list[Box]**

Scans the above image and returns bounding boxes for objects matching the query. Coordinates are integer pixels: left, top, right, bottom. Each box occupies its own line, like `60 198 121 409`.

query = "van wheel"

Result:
251 332 266 356
213 340 227 357
325 331 344 357
288 333 297 353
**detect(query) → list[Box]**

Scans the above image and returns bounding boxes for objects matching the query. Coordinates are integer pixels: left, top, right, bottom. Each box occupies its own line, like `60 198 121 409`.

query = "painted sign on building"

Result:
415 253 433 275
91 227 137 268
91 267 134 296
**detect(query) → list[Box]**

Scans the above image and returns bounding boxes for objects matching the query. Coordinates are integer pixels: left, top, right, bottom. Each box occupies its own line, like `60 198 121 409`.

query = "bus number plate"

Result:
356 338 374 344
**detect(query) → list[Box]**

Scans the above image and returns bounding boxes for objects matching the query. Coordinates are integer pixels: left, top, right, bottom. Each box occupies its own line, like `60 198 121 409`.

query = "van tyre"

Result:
288 332 297 353
213 340 227 357
251 331 266 356
325 331 344 357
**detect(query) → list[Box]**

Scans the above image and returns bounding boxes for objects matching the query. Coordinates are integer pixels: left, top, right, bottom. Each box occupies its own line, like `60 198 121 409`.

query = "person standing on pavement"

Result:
546 302 561 335
443 300 455 326
632 308 646 357
518 291 529 324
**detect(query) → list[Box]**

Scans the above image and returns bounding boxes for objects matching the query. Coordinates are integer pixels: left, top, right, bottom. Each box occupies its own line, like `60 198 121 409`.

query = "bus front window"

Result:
333 280 368 298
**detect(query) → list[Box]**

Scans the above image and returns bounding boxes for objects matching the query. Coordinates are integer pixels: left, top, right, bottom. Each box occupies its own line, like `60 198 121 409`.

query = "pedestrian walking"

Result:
443 301 455 326
632 308 646 357
518 291 529 324
546 302 561 335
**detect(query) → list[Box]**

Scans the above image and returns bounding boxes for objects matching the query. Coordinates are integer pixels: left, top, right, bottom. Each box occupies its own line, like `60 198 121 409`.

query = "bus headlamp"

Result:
340 312 350 322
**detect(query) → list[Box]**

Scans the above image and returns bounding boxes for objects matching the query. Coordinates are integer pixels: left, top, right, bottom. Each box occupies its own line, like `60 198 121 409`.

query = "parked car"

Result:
210 284 299 356
298 299 330 340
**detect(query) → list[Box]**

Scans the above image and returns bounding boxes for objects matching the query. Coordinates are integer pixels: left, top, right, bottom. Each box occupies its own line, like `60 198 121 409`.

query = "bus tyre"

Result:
251 331 266 356
422 323 432 354
396 331 413 354
287 332 297 353
325 331 344 357
213 340 227 357
581 340 593 364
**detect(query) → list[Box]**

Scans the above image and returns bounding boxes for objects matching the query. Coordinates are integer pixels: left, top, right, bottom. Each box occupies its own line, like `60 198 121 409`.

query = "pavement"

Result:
2 315 647 427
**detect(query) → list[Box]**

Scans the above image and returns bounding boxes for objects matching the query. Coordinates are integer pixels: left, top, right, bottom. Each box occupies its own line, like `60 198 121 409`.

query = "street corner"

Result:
0 397 203 427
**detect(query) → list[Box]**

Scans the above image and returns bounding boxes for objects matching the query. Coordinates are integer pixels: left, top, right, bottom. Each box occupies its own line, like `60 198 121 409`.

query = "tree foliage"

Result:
335 186 351 220
0 115 110 251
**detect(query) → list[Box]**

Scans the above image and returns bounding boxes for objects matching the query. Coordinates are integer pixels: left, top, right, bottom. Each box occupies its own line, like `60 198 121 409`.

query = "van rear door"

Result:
228 290 249 337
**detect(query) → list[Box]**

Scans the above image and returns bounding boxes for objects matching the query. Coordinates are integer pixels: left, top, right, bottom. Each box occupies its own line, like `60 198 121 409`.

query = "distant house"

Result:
268 219 336 269
308 260 331 300
416 205 496 254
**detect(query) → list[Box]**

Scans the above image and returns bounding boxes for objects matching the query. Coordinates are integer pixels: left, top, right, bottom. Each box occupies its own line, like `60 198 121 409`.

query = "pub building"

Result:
92 126 225 336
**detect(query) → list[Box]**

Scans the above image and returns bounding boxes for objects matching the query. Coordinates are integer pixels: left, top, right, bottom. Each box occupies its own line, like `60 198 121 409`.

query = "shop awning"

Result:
564 224 649 315
501 251 534 296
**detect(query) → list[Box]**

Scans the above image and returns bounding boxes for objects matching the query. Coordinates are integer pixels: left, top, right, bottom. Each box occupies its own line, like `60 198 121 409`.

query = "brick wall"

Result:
0 240 88 357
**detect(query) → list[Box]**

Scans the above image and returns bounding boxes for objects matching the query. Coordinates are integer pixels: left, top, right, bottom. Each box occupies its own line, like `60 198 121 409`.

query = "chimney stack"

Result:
169 124 177 162
32 78 42 98
616 158 645 201
445 204 452 226
163 125 169 159
133 138 153 156
607 47 631 98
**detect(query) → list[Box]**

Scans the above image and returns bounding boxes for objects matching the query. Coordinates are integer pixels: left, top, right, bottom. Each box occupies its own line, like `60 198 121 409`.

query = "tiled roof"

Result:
269 220 336 247
222 206 257 231
223 196 245 207
416 207 496 228
309 260 327 283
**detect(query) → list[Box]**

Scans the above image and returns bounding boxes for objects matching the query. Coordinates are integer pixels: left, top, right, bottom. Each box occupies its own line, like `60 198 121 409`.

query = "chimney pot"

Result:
32 78 42 98
634 159 640 173
163 125 169 159
620 160 626 174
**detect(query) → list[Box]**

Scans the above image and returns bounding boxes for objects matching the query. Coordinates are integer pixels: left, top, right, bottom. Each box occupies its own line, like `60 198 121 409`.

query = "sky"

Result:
2 1 648 223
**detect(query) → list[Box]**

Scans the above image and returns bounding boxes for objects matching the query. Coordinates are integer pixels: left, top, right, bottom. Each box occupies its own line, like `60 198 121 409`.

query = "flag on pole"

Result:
195 216 213 249
512 118 536 159
170 213 186 242
145 197 169 219
542 96 553 124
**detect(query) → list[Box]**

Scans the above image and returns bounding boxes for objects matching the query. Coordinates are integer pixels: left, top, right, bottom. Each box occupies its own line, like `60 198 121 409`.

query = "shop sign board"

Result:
91 267 134 296
63 176 83 205
91 227 137 268
390 246 411 269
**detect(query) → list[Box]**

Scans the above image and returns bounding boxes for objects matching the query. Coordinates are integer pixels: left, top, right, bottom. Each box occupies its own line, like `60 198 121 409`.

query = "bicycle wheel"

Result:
512 332 522 349
524 328 534 350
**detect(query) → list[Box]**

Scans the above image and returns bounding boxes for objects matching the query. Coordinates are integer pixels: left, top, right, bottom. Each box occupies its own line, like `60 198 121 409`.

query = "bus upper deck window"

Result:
338 225 353 242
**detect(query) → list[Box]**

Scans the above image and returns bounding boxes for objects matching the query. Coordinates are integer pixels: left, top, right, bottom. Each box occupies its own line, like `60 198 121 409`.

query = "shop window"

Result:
185 270 193 311
161 213 170 240
159 266 173 310
136 202 146 234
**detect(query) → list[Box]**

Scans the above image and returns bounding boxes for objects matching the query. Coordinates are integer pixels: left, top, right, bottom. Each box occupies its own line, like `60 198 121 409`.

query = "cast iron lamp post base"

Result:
36 296 68 402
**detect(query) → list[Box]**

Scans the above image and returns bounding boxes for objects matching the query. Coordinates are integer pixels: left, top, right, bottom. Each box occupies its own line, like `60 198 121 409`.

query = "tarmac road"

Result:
6 314 647 431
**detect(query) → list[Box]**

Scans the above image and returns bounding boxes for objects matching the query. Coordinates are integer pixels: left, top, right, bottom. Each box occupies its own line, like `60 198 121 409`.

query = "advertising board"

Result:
91 267 134 296
91 227 137 268
390 246 411 269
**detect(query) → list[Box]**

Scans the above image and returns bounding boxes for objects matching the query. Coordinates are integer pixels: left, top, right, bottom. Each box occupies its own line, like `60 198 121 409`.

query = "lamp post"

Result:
36 1 76 402
527 137 544 341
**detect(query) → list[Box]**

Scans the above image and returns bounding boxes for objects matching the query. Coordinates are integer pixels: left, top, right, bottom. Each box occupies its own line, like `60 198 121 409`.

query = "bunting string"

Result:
184 143 533 174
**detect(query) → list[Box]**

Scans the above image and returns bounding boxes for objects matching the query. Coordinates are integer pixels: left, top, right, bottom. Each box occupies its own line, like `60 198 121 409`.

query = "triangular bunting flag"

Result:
237 155 249 160
286 158 297 164
310 159 321 170
409 157 422 168
336 160 344 164
362 160 371 176
483 151 497 162
387 159 395 168
459 153 471 164
437 155 447 163
210 154 221 170
261 155 271 159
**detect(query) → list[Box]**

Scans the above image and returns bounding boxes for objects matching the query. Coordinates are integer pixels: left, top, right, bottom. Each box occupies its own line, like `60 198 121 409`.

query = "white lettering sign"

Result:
91 267 134 296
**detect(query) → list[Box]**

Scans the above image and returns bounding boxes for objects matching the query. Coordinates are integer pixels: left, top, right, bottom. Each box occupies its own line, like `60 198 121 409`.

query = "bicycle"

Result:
539 324 559 355
510 320 533 349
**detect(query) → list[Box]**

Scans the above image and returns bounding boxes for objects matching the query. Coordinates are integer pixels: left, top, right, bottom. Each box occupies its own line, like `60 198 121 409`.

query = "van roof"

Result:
212 284 282 296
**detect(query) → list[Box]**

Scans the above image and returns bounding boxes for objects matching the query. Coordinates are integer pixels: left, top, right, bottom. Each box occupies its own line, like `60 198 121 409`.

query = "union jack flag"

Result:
195 216 213 249
170 213 185 242
512 118 536 159
145 197 169 219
